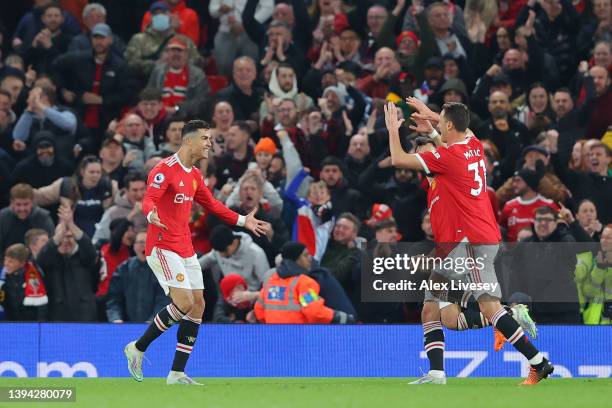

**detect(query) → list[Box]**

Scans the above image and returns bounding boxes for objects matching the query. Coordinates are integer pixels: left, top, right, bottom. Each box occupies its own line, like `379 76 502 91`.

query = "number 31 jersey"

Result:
416 136 501 244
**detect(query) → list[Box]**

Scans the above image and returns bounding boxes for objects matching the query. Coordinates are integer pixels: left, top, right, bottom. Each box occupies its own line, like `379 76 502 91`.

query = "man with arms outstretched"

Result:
124 120 270 385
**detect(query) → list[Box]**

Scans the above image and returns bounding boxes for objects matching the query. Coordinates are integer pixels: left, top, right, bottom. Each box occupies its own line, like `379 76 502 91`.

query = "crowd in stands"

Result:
0 0 610 325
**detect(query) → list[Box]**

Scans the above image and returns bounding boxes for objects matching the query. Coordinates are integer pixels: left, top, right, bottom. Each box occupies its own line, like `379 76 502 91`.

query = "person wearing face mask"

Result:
140 0 200 46
125 1 202 79
10 131 72 189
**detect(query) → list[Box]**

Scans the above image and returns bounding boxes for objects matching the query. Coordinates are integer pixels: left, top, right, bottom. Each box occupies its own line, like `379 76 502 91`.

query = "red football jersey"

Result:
416 136 501 244
143 154 241 257
500 195 558 242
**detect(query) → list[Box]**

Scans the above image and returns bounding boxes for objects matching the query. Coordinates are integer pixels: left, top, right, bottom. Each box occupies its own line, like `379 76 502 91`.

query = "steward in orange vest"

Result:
254 242 355 324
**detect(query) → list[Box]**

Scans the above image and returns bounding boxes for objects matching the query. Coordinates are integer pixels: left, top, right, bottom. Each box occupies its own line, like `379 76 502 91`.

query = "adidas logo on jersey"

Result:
179 181 184 187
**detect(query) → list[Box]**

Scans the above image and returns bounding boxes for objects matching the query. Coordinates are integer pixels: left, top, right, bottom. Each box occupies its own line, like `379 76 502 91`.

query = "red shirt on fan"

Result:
500 195 558 242
83 61 103 128
162 67 188 109
416 136 501 244
143 154 243 258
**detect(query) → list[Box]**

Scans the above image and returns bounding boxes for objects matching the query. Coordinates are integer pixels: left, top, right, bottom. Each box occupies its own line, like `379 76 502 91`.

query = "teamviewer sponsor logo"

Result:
173 193 193 204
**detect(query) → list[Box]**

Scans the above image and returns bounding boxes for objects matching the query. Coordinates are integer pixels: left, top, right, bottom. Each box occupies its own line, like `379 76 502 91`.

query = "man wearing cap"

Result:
412 56 446 103
21 3 74 74
147 35 209 115
125 1 201 79
500 163 559 242
68 3 125 57
199 225 270 302
496 144 570 208
140 0 200 46
52 23 138 140
253 241 355 324
99 136 127 188
11 130 72 189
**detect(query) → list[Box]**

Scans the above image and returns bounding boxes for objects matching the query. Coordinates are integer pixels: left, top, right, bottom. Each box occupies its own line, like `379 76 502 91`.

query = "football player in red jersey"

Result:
385 101 552 385
124 120 270 385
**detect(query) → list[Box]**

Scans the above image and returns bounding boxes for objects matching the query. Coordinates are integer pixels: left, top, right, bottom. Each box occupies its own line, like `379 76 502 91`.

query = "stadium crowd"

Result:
0 0 610 325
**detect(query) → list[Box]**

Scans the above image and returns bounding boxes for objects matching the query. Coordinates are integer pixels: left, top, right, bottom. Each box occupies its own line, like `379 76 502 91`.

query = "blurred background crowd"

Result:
0 0 610 325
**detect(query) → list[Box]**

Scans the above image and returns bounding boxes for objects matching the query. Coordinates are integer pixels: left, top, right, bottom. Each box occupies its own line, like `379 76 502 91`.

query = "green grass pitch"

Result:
0 378 609 408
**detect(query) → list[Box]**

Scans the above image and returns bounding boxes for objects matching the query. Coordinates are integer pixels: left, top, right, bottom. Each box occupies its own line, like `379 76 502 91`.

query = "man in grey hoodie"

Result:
92 172 147 245
199 225 270 304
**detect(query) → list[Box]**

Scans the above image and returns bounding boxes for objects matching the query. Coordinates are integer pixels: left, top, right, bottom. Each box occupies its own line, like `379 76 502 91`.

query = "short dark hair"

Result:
139 87 162 102
231 120 253 137
124 171 146 188
554 87 573 99
414 136 436 148
42 2 63 14
441 102 470 132
276 63 295 73
181 119 210 138
534 206 557 218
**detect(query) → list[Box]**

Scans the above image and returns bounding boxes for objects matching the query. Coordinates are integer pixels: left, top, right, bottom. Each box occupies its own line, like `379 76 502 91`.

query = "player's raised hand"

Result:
406 97 439 123
148 207 167 230
383 102 404 132
244 208 272 238
409 113 435 134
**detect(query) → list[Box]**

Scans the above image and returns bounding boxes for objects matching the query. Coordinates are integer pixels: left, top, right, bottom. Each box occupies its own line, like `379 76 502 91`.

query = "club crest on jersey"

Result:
153 173 165 184
176 273 185 282
193 180 198 191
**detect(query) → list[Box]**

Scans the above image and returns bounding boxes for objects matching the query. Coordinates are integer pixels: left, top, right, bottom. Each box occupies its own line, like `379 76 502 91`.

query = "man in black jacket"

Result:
21 3 73 74
37 204 98 321
319 156 366 219
216 56 265 121
476 90 528 181
106 231 168 323
508 206 581 324
358 153 427 242
51 23 139 143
